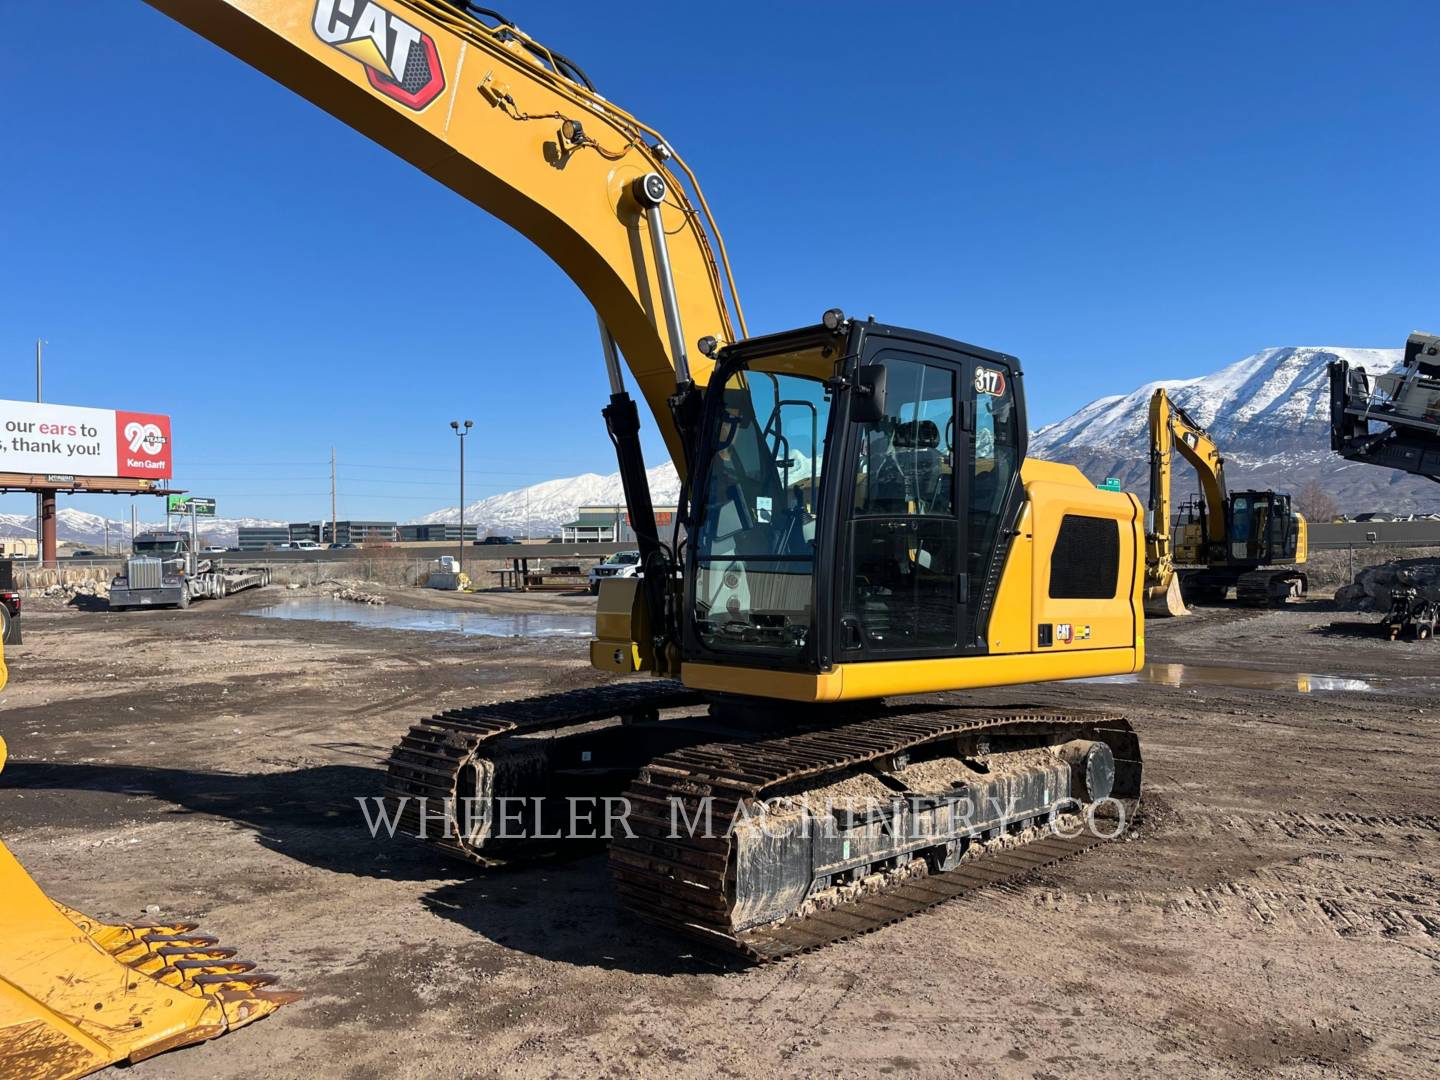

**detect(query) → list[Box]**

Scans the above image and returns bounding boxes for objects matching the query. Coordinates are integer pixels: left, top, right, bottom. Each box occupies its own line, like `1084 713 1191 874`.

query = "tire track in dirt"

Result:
1032 866 1440 941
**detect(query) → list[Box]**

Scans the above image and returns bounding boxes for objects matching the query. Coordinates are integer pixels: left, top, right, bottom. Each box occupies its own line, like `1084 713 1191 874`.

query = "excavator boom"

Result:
143 0 742 472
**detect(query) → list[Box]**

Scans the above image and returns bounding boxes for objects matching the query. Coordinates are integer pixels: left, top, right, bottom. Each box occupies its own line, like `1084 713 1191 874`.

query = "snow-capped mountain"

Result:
0 509 283 548
411 462 681 536
1031 345 1436 513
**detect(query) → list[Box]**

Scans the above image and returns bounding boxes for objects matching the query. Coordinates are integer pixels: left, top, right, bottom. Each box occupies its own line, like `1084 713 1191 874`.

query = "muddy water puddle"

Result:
244 598 593 638
1080 662 1375 693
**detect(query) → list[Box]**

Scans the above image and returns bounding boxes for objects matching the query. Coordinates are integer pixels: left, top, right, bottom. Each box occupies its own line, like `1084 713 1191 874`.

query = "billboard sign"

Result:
168 495 215 516
0 400 171 480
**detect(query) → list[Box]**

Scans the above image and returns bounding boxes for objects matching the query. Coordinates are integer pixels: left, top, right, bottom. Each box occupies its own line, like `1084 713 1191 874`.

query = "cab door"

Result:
839 350 967 658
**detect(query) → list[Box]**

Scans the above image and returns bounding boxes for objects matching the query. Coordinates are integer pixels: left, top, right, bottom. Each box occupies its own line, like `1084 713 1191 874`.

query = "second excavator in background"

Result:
1145 388 1308 615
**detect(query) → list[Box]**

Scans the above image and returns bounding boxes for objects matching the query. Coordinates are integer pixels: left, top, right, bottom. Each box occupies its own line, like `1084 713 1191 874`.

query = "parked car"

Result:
328 542 356 549
588 550 642 594
69 549 99 558
477 535 516 546
291 540 324 551
201 545 229 553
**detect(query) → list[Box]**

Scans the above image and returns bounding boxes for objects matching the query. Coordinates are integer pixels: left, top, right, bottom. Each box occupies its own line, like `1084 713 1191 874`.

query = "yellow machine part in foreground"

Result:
0 648 297 1079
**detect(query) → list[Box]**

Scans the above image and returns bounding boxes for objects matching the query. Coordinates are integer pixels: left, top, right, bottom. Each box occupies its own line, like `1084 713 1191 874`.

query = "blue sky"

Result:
4 1 1436 524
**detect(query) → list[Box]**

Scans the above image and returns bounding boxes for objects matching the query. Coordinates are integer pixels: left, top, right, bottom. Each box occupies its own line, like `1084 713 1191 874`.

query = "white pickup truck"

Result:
588 550 642 595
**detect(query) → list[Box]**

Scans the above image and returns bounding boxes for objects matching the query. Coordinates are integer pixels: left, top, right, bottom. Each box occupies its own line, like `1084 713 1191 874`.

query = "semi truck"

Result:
110 531 271 610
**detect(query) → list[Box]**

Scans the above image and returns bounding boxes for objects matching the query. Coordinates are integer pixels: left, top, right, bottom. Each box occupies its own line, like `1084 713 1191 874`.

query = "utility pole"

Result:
450 420 472 576
34 339 43 554
131 505 137 545
330 447 337 547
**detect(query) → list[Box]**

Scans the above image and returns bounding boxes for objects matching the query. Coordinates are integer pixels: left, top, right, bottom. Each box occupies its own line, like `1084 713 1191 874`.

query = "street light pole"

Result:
450 419 473 579
35 339 43 556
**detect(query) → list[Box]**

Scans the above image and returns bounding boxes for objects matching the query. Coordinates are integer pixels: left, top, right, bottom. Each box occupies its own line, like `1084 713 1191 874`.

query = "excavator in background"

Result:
3 11 1146 1066
1145 388 1308 615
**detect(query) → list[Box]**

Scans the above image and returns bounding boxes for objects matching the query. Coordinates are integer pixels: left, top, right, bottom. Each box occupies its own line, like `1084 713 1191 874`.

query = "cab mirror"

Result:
852 365 887 424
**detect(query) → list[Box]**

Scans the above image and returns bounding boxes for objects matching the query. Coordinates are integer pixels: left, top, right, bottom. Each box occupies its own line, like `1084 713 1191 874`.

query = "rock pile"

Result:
32 578 111 601
327 580 386 605
1334 558 1440 611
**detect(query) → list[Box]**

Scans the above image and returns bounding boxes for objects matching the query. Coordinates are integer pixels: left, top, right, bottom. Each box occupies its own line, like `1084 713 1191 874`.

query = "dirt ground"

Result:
1 585 1437 1080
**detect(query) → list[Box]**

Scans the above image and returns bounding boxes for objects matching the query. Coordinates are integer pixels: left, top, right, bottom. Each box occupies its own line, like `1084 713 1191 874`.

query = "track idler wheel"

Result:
1055 739 1116 801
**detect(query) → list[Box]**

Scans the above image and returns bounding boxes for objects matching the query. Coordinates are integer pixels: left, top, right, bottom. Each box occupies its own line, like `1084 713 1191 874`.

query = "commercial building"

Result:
326 520 398 545
288 521 398 545
288 522 322 544
397 523 479 542
560 505 679 544
237 525 289 550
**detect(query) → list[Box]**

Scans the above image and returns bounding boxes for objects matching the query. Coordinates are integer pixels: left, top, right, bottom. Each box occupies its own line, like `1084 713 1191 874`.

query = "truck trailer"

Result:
110 532 271 610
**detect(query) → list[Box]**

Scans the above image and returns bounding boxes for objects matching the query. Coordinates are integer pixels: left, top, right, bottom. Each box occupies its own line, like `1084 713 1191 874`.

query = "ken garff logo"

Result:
124 421 166 456
313 0 446 111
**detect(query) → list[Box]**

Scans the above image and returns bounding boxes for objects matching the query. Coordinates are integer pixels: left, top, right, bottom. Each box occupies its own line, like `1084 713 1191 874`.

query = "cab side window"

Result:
848 357 959 652
853 360 955 518
968 364 1018 615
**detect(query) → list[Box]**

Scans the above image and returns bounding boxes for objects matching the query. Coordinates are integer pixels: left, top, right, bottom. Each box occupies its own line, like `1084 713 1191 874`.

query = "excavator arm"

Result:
143 0 744 473
1145 388 1227 614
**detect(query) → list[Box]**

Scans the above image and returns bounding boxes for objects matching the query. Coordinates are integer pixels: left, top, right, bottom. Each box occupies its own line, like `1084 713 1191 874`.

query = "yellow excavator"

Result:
1145 387 1308 616
4 3 1150 1070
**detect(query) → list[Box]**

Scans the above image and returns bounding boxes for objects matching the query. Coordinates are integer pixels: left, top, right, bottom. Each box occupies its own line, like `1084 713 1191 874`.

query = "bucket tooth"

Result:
0 737 298 1079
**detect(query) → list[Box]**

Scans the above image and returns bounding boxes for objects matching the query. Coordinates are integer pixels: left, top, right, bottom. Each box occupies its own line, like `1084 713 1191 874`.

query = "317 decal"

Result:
974 366 1007 397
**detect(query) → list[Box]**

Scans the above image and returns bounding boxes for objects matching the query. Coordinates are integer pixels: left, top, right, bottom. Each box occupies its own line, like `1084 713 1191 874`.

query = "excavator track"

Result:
382 681 704 865
609 707 1141 961
1236 568 1308 607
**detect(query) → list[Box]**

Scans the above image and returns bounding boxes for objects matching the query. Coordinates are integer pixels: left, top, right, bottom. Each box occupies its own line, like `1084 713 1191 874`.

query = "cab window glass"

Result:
853 360 954 517
848 357 959 653
969 363 1018 588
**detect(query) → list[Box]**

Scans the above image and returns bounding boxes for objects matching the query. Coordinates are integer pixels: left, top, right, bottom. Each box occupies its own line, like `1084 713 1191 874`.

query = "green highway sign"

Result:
167 495 217 516
1097 478 1122 492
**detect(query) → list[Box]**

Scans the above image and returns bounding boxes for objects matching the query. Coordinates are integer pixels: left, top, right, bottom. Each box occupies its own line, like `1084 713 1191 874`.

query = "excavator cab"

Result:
1225 490 1303 566
681 316 1066 696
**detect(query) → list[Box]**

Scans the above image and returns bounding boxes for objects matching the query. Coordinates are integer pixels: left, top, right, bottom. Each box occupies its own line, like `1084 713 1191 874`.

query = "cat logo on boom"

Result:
313 0 445 111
